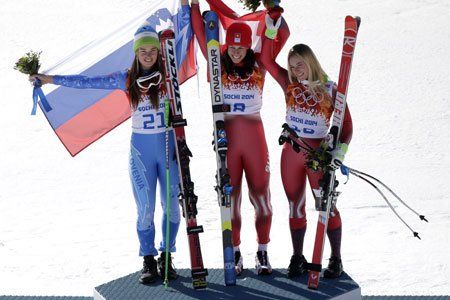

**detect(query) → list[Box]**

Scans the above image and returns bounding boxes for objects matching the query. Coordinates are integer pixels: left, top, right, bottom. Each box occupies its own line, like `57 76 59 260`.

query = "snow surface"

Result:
1 0 449 297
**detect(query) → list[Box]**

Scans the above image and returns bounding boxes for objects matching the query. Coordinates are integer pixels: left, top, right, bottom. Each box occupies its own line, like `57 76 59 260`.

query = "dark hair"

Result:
222 48 256 77
126 54 164 110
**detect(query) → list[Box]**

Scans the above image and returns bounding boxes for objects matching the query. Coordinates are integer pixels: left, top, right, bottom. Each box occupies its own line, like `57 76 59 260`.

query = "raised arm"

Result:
190 0 208 60
269 16 290 59
258 15 290 91
205 0 238 19
177 1 191 35
29 71 128 91
206 0 290 59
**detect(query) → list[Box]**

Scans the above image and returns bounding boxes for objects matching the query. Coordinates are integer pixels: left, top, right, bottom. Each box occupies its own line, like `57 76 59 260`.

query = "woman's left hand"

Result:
29 74 54 86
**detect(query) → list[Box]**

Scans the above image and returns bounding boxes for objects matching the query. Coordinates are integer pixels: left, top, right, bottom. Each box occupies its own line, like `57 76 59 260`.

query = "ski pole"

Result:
347 167 428 222
279 129 427 239
164 88 171 288
346 168 421 239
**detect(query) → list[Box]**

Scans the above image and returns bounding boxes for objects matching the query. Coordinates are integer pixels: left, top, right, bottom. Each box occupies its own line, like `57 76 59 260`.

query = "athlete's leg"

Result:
225 119 244 247
281 143 309 255
129 133 159 257
240 118 272 245
157 131 181 253
306 155 342 258
326 210 342 258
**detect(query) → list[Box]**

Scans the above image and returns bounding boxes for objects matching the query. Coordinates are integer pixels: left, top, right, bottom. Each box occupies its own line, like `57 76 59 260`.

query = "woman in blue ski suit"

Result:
29 4 191 284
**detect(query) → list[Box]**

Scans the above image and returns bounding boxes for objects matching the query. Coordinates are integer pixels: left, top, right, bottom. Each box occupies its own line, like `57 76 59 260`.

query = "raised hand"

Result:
29 74 54 86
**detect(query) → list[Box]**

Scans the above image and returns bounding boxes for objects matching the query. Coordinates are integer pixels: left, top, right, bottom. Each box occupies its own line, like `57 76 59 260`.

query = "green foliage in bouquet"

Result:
14 51 41 75
306 144 333 172
238 0 279 12
238 0 261 12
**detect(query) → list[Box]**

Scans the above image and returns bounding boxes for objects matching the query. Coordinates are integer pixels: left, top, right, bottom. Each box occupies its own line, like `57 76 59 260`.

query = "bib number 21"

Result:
143 112 165 129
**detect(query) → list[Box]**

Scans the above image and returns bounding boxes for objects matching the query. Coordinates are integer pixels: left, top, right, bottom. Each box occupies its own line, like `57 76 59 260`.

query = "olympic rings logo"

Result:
291 86 325 107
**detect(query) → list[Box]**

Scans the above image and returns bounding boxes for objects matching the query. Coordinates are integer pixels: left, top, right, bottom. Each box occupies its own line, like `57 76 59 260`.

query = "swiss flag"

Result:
205 0 288 57
234 33 242 44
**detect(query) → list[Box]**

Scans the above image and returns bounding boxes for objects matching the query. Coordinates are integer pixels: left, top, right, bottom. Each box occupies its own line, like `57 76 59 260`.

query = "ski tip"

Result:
420 215 429 222
413 232 421 240
355 16 361 28
345 15 361 28
158 29 174 40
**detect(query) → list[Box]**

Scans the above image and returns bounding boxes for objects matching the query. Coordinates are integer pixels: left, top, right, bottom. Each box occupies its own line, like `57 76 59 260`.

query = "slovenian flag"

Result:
39 0 196 156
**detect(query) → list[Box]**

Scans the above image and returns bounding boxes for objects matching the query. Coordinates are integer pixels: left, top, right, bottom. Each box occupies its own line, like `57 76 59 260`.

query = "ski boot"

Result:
139 255 158 284
255 250 272 275
157 252 178 280
235 250 244 276
323 256 343 278
287 254 308 278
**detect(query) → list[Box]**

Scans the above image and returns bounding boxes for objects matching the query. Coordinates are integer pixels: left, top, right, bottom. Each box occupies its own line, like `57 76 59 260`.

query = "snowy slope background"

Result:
1 0 449 296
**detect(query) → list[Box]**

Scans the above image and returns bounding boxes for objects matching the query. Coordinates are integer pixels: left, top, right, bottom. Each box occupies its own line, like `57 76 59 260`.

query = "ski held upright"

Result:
203 11 236 286
307 16 361 290
159 28 208 289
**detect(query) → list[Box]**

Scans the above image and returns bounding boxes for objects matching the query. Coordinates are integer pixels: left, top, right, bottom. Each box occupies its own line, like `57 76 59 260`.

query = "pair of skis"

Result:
204 11 237 286
159 29 208 289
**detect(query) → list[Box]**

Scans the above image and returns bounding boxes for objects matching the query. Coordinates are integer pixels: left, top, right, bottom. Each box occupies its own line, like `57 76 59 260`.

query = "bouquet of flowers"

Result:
14 50 42 75
238 0 281 11
238 0 261 12
14 50 51 115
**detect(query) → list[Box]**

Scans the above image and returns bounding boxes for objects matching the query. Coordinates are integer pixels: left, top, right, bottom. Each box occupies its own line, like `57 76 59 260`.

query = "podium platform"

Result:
94 268 361 300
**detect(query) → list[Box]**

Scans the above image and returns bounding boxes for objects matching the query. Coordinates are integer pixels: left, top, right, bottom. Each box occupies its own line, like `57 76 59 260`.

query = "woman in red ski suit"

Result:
190 0 289 276
261 16 353 279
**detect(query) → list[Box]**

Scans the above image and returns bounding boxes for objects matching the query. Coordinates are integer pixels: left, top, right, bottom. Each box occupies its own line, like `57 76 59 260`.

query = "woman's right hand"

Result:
29 74 54 85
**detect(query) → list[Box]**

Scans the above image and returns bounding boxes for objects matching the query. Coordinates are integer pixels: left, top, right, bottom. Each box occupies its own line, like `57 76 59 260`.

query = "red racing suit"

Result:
260 37 353 255
192 3 289 247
